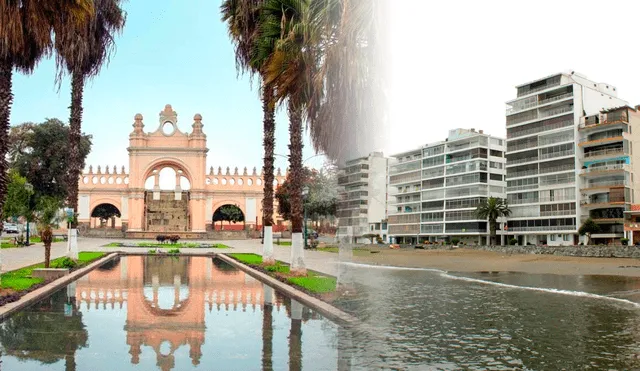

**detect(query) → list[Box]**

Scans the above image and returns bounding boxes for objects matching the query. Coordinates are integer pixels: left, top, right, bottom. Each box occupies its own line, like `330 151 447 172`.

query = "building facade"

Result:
387 128 507 245
75 104 287 238
581 106 640 244
505 72 628 245
337 152 388 243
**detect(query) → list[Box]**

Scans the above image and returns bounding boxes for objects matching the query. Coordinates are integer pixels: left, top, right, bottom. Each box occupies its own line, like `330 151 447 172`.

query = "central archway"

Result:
142 161 194 232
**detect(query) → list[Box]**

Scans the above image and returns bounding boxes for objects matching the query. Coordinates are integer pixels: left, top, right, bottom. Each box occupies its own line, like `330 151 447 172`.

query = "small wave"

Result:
339 262 640 309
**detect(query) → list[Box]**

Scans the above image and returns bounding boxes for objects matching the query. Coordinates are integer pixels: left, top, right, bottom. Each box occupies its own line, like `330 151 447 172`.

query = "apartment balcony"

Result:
507 118 573 140
507 156 539 166
506 92 573 116
389 170 422 186
445 228 486 234
539 210 576 217
388 224 420 235
581 179 628 190
508 184 539 192
580 198 625 209
539 164 574 175
506 169 538 179
578 134 627 148
579 112 629 131
583 147 625 159
516 77 562 98
538 196 576 203
508 198 539 205
507 140 538 153
507 225 576 232
624 223 640 232
506 105 574 128
580 164 628 176
539 149 574 161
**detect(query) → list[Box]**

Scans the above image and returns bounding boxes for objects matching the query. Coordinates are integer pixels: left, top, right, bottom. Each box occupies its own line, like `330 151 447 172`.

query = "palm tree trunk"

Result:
262 84 276 264
288 104 304 233
490 221 497 245
67 70 84 228
0 58 13 233
288 103 305 273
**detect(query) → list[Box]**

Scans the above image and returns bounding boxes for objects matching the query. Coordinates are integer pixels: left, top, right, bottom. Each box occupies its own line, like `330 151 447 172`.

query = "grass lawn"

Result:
27 236 65 243
275 241 292 246
228 253 263 265
106 242 231 248
1 243 17 249
226 253 336 294
1 252 106 292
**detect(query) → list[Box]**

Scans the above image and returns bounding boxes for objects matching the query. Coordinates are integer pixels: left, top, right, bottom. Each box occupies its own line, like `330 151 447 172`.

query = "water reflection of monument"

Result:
74 256 279 371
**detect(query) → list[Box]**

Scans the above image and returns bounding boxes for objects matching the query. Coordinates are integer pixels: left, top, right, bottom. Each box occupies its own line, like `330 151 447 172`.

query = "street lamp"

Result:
302 186 309 249
24 182 33 246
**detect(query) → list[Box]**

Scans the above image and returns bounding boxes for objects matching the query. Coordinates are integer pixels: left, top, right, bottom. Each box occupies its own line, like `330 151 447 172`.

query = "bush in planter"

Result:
509 238 518 246
450 238 460 246
51 257 77 269
620 238 629 246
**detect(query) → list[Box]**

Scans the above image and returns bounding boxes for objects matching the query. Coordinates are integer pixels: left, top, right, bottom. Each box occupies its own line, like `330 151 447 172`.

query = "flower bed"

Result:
0 252 106 307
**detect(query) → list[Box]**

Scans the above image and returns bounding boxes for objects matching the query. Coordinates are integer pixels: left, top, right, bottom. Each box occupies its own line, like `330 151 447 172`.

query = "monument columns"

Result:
190 192 207 233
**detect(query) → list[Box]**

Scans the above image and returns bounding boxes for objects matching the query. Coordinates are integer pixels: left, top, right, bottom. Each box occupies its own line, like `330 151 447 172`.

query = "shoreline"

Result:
351 248 640 277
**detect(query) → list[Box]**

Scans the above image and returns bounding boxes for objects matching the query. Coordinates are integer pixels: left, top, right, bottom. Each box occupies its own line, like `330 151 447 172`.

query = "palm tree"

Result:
0 1 94 232
475 197 511 246
257 0 321 274
54 0 126 228
221 0 277 264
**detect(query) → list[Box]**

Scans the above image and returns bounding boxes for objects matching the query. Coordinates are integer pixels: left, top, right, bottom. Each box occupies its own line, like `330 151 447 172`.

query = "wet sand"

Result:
352 248 640 277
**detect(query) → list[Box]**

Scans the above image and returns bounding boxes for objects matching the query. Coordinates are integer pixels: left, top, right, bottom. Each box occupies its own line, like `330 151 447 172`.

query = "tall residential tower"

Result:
505 72 628 245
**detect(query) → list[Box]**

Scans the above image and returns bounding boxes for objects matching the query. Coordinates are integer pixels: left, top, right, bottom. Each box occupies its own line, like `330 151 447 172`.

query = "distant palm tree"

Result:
54 0 126 227
221 0 277 263
476 197 511 245
0 1 94 232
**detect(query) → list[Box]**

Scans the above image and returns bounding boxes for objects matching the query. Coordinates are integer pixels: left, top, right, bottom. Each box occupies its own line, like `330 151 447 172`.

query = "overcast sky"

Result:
9 0 640 172
387 0 640 155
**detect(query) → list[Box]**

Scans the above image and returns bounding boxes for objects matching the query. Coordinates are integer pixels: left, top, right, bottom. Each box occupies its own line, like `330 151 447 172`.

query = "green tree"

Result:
54 0 126 228
0 1 94 232
475 197 511 245
2 170 32 222
276 167 337 222
9 119 92 208
90 203 121 227
579 218 601 245
36 196 64 268
221 0 277 261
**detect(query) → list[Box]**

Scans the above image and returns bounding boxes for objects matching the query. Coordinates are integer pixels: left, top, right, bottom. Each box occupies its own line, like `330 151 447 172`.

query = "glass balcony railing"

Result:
507 119 573 139
506 93 574 115
583 179 628 188
580 164 628 174
539 149 574 160
583 147 625 158
508 225 576 232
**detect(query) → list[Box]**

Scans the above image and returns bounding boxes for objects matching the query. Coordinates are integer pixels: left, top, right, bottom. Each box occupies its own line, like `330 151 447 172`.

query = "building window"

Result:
563 234 571 242
490 149 503 157
550 234 556 241
490 173 503 181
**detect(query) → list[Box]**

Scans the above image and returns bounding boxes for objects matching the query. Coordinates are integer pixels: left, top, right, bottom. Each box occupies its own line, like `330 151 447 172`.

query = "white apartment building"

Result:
505 71 628 246
387 128 507 245
337 152 388 243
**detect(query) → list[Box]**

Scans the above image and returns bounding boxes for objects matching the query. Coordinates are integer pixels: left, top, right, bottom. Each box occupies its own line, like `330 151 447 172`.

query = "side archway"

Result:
91 203 122 229
212 204 245 231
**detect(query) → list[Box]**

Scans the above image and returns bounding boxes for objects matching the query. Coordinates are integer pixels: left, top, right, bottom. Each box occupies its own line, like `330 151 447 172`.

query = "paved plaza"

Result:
0 238 340 276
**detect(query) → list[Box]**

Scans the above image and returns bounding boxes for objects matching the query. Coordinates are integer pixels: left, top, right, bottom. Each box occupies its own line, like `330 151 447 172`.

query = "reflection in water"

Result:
0 256 338 370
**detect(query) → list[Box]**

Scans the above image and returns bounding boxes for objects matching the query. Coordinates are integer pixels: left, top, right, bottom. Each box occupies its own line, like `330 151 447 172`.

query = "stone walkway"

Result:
1 238 341 276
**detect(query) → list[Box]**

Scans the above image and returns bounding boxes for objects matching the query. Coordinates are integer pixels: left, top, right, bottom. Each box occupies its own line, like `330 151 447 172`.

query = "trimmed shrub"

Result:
509 238 518 246
451 238 460 246
51 257 77 269
620 238 629 246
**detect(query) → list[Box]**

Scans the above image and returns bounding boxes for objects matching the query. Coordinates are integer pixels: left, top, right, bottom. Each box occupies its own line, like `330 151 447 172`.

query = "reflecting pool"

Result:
0 256 339 370
3 256 640 370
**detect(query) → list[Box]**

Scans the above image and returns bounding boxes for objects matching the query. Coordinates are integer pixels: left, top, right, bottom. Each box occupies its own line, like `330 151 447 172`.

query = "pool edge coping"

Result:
0 253 119 321
216 253 359 327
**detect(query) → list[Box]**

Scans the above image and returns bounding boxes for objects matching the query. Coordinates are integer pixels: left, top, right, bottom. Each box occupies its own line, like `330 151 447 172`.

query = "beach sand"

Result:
352 248 640 277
